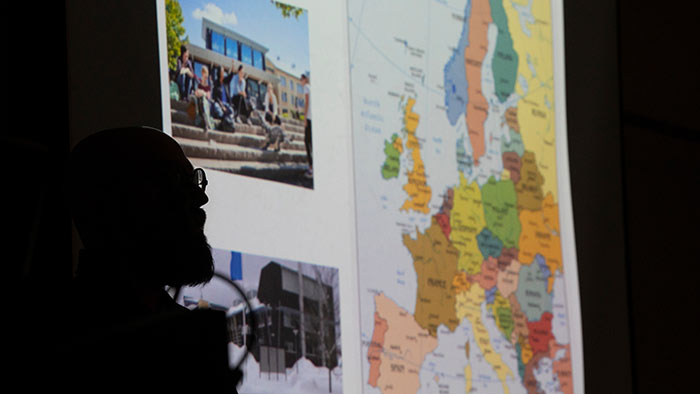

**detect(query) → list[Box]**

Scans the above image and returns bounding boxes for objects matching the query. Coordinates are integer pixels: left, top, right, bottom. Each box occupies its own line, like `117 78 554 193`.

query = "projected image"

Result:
165 1 314 189
177 248 342 393
348 0 579 393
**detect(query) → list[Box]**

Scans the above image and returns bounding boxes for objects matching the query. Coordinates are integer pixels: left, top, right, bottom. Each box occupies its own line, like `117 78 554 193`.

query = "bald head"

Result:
71 127 191 178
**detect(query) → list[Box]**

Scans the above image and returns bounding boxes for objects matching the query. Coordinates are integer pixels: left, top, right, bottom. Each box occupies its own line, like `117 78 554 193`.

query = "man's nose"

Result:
193 186 209 207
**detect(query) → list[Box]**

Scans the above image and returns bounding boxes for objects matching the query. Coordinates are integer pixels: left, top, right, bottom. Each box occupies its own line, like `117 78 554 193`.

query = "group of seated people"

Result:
171 45 282 132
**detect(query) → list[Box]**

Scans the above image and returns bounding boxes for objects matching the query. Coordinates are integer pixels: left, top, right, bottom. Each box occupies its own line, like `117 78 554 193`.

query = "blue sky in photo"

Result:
179 0 310 77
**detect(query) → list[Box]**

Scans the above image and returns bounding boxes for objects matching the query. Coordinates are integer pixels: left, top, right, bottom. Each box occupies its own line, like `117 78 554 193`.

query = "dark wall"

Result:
13 0 697 391
563 1 635 392
10 1 70 375
617 1 698 393
66 0 163 149
566 1 698 392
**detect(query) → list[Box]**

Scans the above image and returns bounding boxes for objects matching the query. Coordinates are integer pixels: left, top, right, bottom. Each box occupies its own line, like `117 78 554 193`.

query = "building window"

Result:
253 50 264 70
297 83 304 94
282 92 287 102
247 79 260 105
225 37 238 59
240 43 253 66
211 31 225 55
259 83 268 105
289 81 294 91
279 76 286 88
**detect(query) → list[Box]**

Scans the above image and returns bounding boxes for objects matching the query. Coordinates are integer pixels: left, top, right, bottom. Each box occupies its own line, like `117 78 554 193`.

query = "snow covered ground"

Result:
229 344 343 393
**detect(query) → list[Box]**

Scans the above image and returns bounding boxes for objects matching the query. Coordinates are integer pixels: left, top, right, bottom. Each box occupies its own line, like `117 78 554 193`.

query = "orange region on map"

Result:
542 192 559 234
373 293 438 394
453 271 471 294
505 107 520 133
456 284 514 393
497 258 521 298
403 216 461 336
463 0 492 165
473 256 499 291
518 334 534 367
393 135 404 153
368 312 389 387
509 294 530 346
400 98 432 214
518 207 562 292
549 340 573 394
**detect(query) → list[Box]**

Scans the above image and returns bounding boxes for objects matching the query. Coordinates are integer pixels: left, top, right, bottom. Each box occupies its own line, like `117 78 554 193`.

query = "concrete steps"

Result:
168 99 311 186
172 123 306 152
173 136 308 163
170 109 306 143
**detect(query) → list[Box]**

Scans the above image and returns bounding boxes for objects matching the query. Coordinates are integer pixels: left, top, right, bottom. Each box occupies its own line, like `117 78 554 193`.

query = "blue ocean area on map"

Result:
443 0 472 126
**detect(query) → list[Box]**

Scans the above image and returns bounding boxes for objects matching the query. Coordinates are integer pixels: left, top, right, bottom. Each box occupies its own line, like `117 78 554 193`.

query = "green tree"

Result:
165 0 188 70
271 1 305 19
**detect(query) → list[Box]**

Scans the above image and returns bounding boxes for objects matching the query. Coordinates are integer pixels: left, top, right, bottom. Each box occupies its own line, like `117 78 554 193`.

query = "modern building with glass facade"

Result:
227 261 339 371
182 18 307 119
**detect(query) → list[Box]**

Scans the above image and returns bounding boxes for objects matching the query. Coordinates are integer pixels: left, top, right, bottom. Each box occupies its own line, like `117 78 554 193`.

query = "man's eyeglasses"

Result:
193 168 208 192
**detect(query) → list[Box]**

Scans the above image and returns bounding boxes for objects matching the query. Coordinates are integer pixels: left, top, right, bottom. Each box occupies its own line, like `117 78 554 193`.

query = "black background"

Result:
10 1 698 391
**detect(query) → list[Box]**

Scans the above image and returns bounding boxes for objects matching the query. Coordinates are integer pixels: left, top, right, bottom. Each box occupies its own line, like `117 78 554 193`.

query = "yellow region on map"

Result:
465 363 472 393
456 284 514 393
504 0 557 202
400 98 432 214
450 173 486 275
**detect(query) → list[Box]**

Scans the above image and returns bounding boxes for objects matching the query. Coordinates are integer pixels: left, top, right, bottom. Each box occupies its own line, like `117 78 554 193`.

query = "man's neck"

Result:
77 248 170 312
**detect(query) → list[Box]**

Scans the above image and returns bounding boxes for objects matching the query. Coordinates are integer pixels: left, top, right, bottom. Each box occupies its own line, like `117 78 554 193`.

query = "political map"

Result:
348 0 576 393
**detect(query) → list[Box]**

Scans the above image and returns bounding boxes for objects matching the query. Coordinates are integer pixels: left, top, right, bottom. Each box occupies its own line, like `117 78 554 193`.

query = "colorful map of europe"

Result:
350 0 574 393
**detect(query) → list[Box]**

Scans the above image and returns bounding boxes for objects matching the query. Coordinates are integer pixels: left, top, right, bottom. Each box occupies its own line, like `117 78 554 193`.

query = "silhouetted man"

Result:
61 127 235 388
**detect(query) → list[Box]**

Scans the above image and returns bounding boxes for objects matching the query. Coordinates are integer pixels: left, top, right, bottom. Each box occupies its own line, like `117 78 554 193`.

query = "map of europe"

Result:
349 0 575 393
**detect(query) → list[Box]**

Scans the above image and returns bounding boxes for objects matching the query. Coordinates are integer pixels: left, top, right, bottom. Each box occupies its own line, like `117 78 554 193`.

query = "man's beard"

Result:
132 230 215 288
165 230 215 287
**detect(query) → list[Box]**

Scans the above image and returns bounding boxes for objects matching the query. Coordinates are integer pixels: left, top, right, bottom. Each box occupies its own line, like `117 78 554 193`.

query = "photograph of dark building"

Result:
228 261 339 373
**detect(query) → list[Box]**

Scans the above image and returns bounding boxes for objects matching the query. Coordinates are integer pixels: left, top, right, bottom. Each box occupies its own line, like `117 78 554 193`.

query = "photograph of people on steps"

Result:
165 0 313 189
